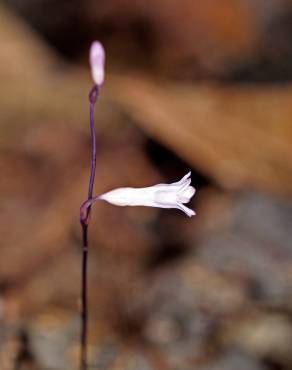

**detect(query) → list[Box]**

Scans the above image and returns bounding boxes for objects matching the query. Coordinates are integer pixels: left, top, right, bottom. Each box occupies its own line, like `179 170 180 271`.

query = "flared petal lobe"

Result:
178 186 196 203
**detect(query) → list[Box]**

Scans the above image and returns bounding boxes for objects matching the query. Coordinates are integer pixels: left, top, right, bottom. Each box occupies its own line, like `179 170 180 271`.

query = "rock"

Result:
223 313 292 368
196 191 292 303
199 348 265 370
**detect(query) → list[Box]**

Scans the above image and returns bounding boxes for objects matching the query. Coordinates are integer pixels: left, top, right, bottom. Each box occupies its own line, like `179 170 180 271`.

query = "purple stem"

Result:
80 84 99 370
88 85 99 200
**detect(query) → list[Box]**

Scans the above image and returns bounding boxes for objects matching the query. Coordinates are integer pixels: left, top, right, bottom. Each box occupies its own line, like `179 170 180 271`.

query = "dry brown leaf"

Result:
108 74 292 196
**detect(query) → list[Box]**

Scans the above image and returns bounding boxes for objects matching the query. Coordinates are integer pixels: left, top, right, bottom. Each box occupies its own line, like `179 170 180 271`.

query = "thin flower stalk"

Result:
79 41 105 370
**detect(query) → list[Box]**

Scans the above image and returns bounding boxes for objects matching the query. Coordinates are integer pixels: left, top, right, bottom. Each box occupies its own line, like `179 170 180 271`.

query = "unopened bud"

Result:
90 41 105 86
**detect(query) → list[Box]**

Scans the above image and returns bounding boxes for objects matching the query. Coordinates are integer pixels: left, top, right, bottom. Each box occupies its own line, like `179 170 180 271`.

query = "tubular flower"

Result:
99 172 196 217
90 41 105 86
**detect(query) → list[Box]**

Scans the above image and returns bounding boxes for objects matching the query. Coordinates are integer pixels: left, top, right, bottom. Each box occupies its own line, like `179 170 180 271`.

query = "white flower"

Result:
90 41 105 86
99 172 196 217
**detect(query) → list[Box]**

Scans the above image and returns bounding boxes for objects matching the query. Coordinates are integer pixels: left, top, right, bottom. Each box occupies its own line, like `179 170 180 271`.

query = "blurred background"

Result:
1 1 292 369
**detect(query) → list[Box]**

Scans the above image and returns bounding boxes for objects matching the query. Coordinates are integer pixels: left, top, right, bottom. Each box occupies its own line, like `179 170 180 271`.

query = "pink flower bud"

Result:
90 41 105 86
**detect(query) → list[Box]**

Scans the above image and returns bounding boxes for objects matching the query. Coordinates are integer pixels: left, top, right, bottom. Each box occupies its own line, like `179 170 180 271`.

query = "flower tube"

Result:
89 172 196 217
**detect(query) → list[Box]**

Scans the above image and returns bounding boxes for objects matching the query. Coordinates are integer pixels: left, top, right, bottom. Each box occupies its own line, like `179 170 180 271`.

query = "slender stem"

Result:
88 86 99 200
80 84 99 370
80 223 88 370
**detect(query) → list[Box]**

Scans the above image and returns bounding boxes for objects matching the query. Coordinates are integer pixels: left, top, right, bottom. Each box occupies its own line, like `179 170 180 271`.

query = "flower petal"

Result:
96 171 196 217
171 172 191 186
154 190 177 206
178 186 196 203
177 203 196 217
